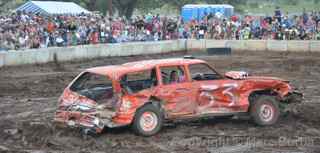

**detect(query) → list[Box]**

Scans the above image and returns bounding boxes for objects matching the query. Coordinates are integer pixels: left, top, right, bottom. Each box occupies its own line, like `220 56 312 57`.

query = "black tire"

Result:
132 104 163 136
250 95 280 126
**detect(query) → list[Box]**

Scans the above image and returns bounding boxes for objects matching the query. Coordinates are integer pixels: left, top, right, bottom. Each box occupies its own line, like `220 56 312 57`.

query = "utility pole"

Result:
108 0 113 16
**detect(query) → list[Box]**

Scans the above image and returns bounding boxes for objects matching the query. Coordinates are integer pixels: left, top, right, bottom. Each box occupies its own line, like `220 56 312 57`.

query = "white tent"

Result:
16 1 91 15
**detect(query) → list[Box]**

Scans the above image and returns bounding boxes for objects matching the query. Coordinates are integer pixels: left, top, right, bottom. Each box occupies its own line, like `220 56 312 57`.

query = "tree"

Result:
0 0 259 18
136 0 248 14
75 0 139 18
113 0 139 18
0 0 19 14
1 0 139 18
108 0 112 16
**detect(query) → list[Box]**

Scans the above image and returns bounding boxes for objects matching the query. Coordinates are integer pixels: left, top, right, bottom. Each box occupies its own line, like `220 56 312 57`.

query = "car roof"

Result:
86 58 206 79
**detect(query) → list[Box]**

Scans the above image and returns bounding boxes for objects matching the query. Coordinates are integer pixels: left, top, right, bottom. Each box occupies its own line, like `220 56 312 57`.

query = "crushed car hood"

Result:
225 71 288 82
245 76 289 82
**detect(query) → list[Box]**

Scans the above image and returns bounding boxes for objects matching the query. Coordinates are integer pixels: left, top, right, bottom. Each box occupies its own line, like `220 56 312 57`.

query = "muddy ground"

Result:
0 51 320 153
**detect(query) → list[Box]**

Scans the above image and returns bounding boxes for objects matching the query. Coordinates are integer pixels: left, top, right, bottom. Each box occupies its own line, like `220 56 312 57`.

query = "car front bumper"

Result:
284 90 303 104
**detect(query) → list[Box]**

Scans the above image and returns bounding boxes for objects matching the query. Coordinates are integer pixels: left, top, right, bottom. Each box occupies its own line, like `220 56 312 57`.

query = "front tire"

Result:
250 95 280 126
132 104 163 136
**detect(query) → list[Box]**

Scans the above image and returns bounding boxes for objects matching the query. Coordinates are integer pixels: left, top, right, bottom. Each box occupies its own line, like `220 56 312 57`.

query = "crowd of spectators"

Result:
1 8 320 51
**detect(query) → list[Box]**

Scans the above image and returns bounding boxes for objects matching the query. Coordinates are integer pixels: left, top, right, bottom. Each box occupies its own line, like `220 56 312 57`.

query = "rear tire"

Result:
250 95 280 126
132 104 163 136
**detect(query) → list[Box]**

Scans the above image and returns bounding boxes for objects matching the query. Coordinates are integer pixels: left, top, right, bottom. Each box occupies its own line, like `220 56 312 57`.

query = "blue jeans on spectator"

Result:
199 34 205 39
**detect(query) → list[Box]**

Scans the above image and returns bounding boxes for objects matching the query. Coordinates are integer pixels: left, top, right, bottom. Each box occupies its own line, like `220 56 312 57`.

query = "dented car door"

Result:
187 63 242 114
154 65 198 117
195 80 241 114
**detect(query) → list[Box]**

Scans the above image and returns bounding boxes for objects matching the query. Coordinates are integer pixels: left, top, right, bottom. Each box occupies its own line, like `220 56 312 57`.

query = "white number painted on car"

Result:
198 83 238 111
222 84 238 106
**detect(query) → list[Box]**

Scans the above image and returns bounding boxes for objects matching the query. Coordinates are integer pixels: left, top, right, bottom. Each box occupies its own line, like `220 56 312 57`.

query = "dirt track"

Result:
1 51 320 153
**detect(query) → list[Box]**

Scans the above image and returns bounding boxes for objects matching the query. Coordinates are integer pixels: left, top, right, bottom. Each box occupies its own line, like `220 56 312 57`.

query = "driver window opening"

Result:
189 64 222 81
160 66 186 85
70 72 115 104
120 69 157 94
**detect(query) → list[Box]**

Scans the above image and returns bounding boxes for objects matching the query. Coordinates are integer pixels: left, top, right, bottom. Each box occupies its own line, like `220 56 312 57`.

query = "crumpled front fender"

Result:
282 90 303 104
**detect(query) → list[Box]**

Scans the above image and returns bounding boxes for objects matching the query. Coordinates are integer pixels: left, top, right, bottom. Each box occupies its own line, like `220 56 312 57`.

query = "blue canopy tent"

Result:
181 4 234 22
16 1 91 15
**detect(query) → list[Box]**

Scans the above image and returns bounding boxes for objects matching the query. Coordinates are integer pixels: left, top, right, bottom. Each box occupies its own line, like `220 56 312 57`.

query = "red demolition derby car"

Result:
54 57 302 136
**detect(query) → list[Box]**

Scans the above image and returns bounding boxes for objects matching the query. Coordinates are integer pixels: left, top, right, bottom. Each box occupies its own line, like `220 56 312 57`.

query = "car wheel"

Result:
132 104 163 136
250 95 280 126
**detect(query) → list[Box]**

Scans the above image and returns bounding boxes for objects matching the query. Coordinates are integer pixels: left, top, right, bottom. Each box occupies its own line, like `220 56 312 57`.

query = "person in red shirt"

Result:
47 20 55 33
89 30 99 44
231 15 238 22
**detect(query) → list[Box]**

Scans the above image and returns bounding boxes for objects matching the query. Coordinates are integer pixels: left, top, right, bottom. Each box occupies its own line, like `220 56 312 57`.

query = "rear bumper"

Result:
54 110 124 134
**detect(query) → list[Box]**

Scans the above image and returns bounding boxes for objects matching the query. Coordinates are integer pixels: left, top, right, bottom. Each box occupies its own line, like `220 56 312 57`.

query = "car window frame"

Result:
157 64 188 86
69 72 114 92
187 63 224 81
119 68 158 95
